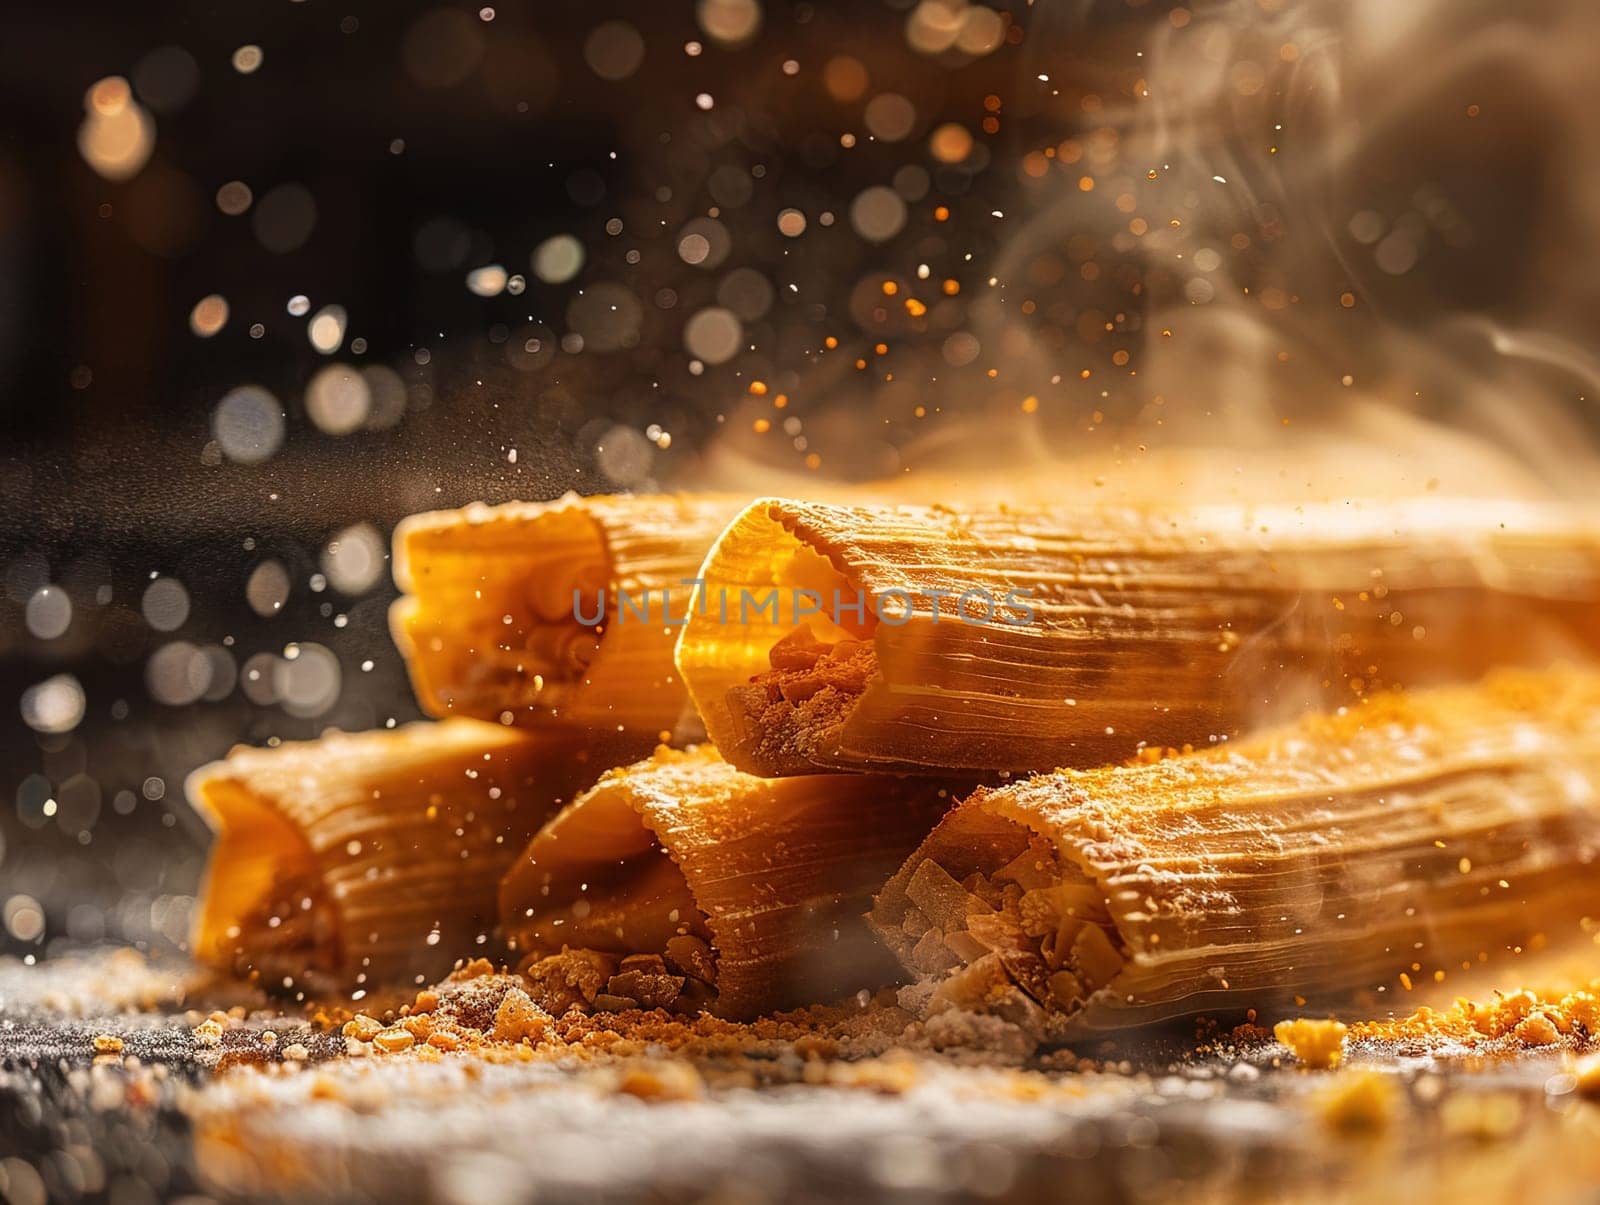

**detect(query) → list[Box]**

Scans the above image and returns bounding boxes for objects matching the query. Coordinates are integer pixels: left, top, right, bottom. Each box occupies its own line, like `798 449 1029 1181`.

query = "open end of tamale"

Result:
190 777 343 990
678 500 882 775
872 806 1127 1044
500 788 720 1016
391 501 611 723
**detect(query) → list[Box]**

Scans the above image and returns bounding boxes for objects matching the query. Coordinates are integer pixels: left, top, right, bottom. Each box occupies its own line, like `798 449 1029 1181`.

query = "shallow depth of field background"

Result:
3 0 1598 959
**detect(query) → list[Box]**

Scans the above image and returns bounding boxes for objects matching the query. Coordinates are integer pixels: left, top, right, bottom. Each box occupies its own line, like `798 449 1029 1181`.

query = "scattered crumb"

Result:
193 1019 225 1048
281 1043 311 1062
491 987 551 1043
373 1028 416 1053
1349 982 1600 1048
92 1034 124 1054
1274 1018 1348 1069
1313 1071 1399 1135
614 1060 704 1102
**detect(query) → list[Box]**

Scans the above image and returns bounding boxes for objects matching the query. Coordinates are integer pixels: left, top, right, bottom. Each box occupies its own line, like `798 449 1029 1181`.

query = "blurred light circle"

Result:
25 586 72 640
240 652 280 704
308 304 348 354
287 294 311 317
246 559 291 616
697 0 762 46
717 268 774 321
683 307 743 364
466 264 508 296
213 385 285 464
533 234 585 284
679 234 710 265
822 56 868 102
362 364 409 430
306 363 371 435
321 522 386 594
929 123 973 163
4 895 45 942
850 186 907 243
403 8 487 88
596 425 655 487
142 576 190 631
955 5 1005 54
21 674 86 734
147 640 209 705
893 163 931 201
942 330 981 366
777 208 807 237
566 283 642 352
906 0 964 54
214 181 252 216
201 645 238 701
232 44 264 74
15 775 51 829
189 294 229 337
275 643 342 717
77 77 155 181
675 217 730 269
584 20 646 80
252 183 317 253
1375 232 1419 275
133 46 199 113
864 93 916 141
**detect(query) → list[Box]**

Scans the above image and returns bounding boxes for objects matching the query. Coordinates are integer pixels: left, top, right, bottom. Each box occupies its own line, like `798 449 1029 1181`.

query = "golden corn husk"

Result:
870 668 1600 1040
676 496 1600 775
189 720 642 990
500 746 959 1019
391 492 744 739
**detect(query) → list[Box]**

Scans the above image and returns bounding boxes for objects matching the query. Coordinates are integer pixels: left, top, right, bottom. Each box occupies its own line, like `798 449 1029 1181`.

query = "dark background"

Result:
4 0 1597 959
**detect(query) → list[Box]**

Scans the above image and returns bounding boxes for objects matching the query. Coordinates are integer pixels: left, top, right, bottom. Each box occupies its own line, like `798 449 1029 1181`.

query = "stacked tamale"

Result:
193 488 1600 1035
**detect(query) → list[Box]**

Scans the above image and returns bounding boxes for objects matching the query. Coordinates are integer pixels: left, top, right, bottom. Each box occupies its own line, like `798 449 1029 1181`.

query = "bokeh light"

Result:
20 675 86 735
850 186 908 242
141 576 191 632
308 304 349 354
321 523 386 594
305 363 372 434
25 586 72 640
697 0 762 47
683 307 743 364
212 385 286 464
189 293 230 337
533 235 585 284
584 21 646 80
77 76 155 181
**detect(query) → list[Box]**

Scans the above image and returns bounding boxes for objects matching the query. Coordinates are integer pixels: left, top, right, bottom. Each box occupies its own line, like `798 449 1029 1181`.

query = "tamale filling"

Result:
896 820 1127 1037
506 788 719 1015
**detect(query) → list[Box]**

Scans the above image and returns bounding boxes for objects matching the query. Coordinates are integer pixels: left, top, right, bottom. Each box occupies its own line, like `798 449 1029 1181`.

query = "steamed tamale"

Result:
190 721 643 990
870 669 1600 1041
391 493 743 738
500 746 957 1019
676 496 1600 775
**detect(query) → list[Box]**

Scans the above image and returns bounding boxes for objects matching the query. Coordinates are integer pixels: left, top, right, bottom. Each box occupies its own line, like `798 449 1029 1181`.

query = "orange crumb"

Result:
1274 1018 1348 1069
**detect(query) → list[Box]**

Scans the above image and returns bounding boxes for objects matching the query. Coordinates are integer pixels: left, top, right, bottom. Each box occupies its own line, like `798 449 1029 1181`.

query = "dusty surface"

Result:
5 952 1600 1204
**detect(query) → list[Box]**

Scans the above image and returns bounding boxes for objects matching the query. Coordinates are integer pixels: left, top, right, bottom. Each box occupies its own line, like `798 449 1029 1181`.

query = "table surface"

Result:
3 953 1598 1205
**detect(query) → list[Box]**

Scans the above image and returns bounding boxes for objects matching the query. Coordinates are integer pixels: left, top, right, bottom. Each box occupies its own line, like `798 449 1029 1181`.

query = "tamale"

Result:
190 720 642 990
870 668 1600 1040
500 746 958 1019
391 492 744 738
676 496 1600 775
